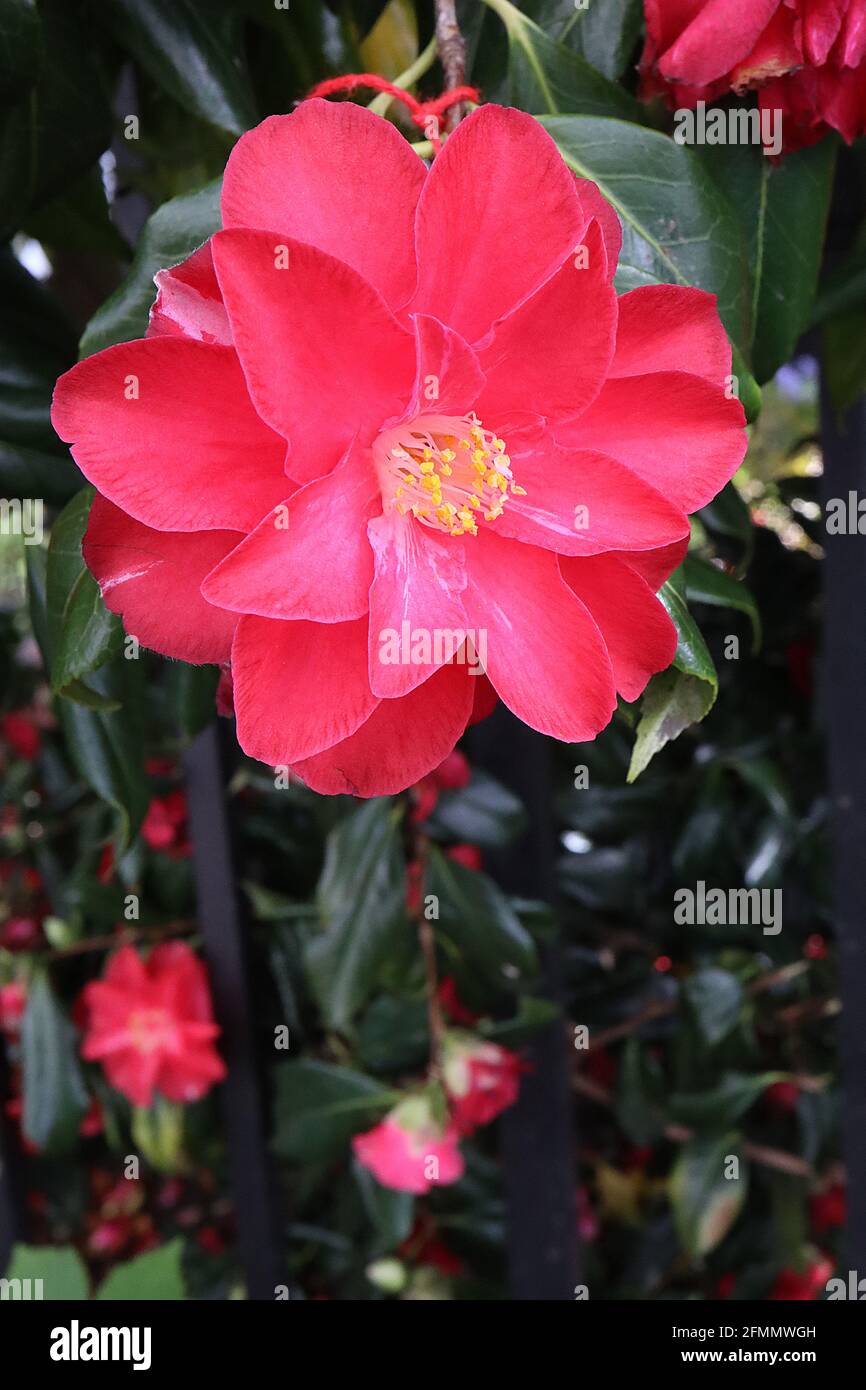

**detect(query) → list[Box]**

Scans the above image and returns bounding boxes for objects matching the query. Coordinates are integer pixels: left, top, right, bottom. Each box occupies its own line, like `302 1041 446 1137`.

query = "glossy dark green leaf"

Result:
682 968 744 1045
628 669 716 782
669 1133 748 1257
539 115 757 408
481 0 638 118
0 247 76 453
306 799 408 1033
704 140 835 383
357 995 429 1074
427 845 538 985
684 553 761 653
353 1160 414 1252
0 0 41 100
80 178 222 356
671 1071 785 1131
21 970 89 1152
272 1060 394 1164
424 768 525 849
108 0 257 136
0 0 112 234
47 488 122 702
660 568 717 684
699 480 753 549
615 1036 667 1145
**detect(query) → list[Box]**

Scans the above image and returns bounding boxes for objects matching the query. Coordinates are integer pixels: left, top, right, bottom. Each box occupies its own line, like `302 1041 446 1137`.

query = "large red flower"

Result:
640 0 866 149
80 943 226 1107
53 101 745 797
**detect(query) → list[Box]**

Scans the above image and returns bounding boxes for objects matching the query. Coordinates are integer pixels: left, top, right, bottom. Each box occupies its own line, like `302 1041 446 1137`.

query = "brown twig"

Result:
40 919 196 961
572 1074 816 1178
435 0 466 131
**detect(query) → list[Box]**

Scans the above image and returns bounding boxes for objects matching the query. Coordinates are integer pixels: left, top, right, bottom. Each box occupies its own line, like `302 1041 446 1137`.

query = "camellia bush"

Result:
0 0 863 1306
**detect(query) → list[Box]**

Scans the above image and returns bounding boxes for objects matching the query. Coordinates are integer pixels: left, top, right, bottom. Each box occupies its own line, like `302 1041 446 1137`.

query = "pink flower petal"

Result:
221 100 425 310
367 510 469 698
406 314 485 418
202 444 379 623
212 229 415 485
232 614 377 766
477 220 616 423
83 495 241 664
462 530 616 743
610 285 732 387
558 371 747 514
148 242 232 346
52 339 289 532
561 553 678 701
293 661 474 797
412 105 586 345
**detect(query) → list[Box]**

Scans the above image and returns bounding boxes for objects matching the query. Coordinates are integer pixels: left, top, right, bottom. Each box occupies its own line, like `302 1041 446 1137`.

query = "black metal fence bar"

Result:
183 722 285 1300
469 706 580 1300
820 387 866 1274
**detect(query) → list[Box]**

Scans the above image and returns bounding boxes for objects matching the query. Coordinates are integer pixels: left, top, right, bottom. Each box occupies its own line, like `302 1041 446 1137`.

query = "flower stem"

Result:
434 0 467 131
367 33 439 118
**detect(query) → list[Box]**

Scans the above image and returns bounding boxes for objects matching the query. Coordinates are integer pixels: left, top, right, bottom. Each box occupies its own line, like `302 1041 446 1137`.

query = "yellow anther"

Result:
419 458 435 474
468 495 481 509
440 448 456 463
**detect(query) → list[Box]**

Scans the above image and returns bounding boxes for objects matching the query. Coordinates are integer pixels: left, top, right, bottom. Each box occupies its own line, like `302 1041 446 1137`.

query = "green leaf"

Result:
0 0 41 101
615 1036 667 1145
0 439 81 506
108 0 257 136
96 1240 185 1300
5 1244 89 1300
660 568 717 683
671 1071 785 1131
57 691 148 848
0 246 76 452
80 178 222 356
424 767 526 849
669 1133 748 1258
481 0 638 118
683 553 761 653
0 0 112 234
545 0 643 81
539 115 754 375
682 968 743 1045
272 1060 394 1164
704 140 835 383
628 669 716 783
20 970 89 1153
426 845 538 985
699 480 753 550
306 799 408 1033
353 1160 414 1253
47 488 122 702
479 994 560 1045
357 995 429 1074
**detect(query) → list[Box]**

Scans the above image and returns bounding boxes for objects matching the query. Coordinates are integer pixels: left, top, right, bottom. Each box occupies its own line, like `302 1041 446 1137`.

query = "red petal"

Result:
202 444 379 623
232 615 377 766
462 530 616 743
294 661 474 797
221 100 425 310
412 105 586 345
561 553 677 701
610 286 732 387
84 496 240 664
559 372 747 514
148 242 232 346
52 339 289 532
212 230 414 485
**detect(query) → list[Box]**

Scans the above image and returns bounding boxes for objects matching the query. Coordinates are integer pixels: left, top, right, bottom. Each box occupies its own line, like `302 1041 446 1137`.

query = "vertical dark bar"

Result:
0 1042 23 1272
183 723 285 1300
468 706 579 1300
819 387 866 1274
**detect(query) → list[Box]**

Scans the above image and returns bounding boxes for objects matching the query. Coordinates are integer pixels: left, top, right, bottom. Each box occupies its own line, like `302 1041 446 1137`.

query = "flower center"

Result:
373 412 525 537
128 1007 175 1055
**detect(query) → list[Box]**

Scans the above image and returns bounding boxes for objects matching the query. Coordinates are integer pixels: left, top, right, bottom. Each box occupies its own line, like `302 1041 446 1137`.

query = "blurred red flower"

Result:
79 942 226 1107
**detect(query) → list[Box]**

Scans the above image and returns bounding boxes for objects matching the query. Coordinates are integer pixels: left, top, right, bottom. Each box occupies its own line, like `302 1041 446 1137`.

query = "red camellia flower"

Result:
79 942 226 1107
640 0 866 149
442 1031 524 1133
1 710 41 761
140 790 192 858
352 1092 464 1193
770 1255 834 1299
0 980 26 1037
52 101 745 797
